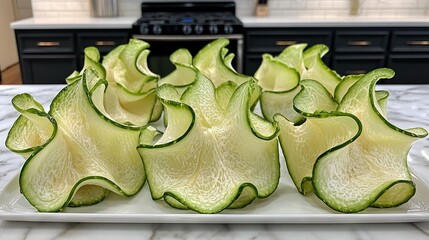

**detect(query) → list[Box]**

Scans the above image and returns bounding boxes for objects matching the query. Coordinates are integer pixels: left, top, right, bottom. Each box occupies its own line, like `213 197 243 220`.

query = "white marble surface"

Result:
1 84 429 239
10 16 429 30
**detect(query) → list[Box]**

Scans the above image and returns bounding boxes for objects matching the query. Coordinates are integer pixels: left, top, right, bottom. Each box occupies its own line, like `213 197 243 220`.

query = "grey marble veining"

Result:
0 84 429 240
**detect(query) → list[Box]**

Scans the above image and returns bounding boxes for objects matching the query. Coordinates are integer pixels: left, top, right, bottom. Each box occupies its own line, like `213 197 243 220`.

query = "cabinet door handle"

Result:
95 41 115 46
37 41 60 47
406 40 429 46
276 40 297 46
347 40 371 46
345 70 367 75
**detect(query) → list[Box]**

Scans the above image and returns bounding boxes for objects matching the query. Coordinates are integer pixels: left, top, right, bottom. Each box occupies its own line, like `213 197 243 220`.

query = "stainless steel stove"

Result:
131 1 244 76
132 2 243 36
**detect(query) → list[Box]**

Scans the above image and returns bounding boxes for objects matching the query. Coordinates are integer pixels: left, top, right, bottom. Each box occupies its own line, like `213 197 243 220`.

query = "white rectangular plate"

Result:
1 156 429 224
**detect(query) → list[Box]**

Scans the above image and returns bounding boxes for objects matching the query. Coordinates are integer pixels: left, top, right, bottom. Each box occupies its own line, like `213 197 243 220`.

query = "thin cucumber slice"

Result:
103 87 157 126
102 44 126 85
312 68 428 213
223 53 236 72
276 43 307 74
375 90 389 117
275 80 360 194
138 72 279 213
227 185 258 209
194 38 250 88
293 80 338 114
215 81 238 110
164 195 188 210
334 74 390 116
194 38 260 108
136 49 159 81
158 48 196 90
66 71 81 84
66 47 105 84
302 44 341 96
156 49 196 123
334 74 363 103
6 94 54 158
255 54 299 92
115 39 153 93
150 99 163 122
96 40 159 127
11 69 145 212
254 53 302 123
68 185 109 207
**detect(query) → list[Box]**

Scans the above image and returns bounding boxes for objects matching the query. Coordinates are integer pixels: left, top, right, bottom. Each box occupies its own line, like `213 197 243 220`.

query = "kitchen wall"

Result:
14 0 33 20
31 0 429 18
0 0 19 71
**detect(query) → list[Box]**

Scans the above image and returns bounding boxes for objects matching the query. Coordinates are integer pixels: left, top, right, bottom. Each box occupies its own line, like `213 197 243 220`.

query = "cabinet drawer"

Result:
335 31 388 53
78 32 129 54
387 54 429 84
391 31 429 52
246 29 332 53
17 32 75 54
332 55 385 76
21 55 77 84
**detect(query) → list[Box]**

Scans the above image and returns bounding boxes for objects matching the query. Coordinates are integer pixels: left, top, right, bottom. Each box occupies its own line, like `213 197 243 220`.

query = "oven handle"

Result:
132 34 243 41
236 39 243 73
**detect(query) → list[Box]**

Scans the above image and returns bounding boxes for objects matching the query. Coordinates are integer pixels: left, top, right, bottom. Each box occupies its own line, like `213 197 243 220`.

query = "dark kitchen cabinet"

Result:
332 30 388 77
21 55 77 84
15 29 130 84
387 54 429 84
387 29 429 84
244 27 429 84
332 55 385 76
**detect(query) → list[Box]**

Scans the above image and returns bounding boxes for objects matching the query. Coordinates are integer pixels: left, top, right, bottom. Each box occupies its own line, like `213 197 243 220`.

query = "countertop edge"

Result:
10 16 429 30
240 17 429 28
10 17 138 30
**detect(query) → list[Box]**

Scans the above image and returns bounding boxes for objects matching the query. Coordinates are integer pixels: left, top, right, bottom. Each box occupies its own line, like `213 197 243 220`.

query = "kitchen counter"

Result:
241 16 429 27
1 84 429 239
10 16 429 30
10 17 138 29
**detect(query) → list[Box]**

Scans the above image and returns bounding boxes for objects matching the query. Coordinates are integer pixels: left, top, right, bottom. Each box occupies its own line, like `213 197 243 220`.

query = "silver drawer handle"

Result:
345 70 367 75
95 41 115 46
407 40 429 46
347 40 371 46
37 41 60 47
276 40 297 46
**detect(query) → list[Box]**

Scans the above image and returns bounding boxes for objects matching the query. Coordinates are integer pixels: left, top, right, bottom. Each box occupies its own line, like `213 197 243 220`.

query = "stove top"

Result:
132 2 243 36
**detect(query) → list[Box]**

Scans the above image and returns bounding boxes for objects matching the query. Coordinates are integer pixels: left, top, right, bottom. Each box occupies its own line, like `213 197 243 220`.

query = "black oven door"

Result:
132 35 243 77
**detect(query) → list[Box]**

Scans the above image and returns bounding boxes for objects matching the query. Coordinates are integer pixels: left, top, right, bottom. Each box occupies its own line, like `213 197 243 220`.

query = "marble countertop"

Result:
10 17 138 29
1 84 429 239
10 16 429 30
240 16 429 27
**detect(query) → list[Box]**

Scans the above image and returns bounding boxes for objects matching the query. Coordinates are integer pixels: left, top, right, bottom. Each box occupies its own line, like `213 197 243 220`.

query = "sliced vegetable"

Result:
138 72 279 213
312 68 427 212
6 69 145 212
301 44 341 95
194 38 260 108
254 53 302 123
275 80 360 194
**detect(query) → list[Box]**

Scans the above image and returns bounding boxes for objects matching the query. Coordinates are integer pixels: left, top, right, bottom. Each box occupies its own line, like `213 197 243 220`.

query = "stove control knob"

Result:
140 24 149 35
182 25 192 35
194 25 204 35
152 25 162 35
224 25 234 34
209 25 218 34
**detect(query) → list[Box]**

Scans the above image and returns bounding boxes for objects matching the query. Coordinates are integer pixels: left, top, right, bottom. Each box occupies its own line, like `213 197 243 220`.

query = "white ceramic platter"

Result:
1 154 429 224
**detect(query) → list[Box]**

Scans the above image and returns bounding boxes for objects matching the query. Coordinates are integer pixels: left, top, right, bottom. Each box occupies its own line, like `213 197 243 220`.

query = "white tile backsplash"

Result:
31 0 429 18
